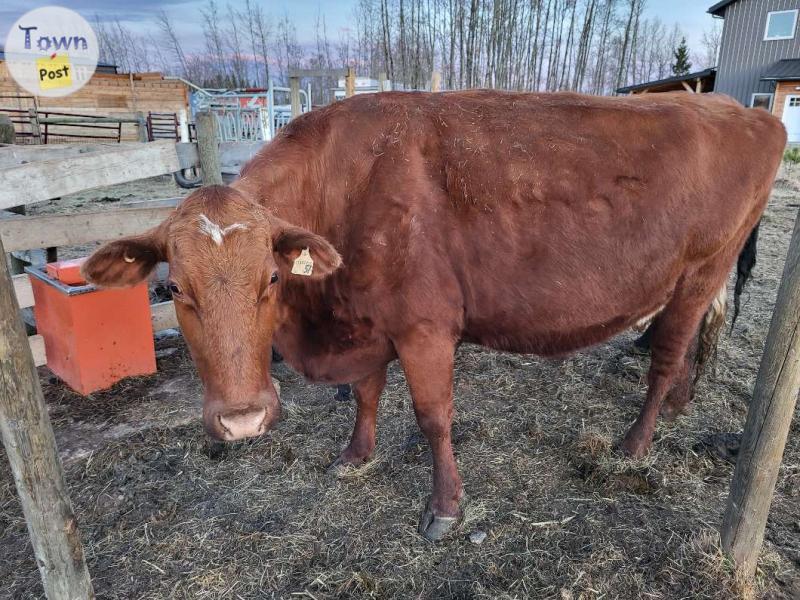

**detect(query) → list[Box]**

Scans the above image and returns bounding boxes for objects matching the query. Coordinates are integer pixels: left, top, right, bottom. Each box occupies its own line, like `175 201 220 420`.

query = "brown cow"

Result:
83 91 786 541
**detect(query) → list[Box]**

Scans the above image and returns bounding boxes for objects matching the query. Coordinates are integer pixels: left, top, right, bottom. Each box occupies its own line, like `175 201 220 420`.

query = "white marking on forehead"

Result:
198 214 248 246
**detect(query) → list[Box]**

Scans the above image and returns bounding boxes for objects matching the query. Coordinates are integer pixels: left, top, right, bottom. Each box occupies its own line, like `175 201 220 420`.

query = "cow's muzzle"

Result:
204 389 280 441
217 406 269 440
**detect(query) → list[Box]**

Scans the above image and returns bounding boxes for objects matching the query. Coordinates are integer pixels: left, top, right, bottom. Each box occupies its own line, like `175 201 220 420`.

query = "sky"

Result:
648 0 719 47
1 0 718 56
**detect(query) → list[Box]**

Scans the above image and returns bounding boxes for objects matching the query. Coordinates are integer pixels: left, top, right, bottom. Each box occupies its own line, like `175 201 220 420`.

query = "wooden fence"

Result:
0 116 262 595
0 108 141 144
0 133 264 370
146 112 180 141
0 140 190 368
0 137 207 598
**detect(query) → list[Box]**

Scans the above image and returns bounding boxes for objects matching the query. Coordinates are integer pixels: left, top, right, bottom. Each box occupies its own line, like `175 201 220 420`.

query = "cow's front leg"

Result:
395 331 462 541
328 366 387 473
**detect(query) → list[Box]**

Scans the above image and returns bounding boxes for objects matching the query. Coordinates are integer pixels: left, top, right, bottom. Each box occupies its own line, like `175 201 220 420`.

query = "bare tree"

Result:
614 0 643 91
572 0 597 90
155 10 189 78
131 0 690 98
226 5 249 87
200 1 229 86
698 20 722 69
95 16 156 73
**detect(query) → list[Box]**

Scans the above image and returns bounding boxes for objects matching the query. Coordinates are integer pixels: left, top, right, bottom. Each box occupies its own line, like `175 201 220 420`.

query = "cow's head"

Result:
82 185 341 441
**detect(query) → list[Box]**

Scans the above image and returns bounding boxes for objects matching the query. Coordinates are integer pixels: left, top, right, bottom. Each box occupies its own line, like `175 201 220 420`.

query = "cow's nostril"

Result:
217 407 268 440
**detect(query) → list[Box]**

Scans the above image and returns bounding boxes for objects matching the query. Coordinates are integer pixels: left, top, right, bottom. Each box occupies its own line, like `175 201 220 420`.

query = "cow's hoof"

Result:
660 402 677 421
619 432 650 460
418 499 459 542
660 402 687 421
326 452 367 477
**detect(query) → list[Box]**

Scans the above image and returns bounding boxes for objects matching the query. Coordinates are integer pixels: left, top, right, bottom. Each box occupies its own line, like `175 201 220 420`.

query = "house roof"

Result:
616 68 717 94
762 58 800 81
708 0 737 17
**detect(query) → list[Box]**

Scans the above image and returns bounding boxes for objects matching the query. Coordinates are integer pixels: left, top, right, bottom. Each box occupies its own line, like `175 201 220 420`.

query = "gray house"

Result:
620 0 800 141
711 1 800 116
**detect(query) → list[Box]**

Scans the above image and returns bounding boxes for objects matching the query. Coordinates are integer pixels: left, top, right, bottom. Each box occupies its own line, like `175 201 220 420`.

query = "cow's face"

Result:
82 186 341 441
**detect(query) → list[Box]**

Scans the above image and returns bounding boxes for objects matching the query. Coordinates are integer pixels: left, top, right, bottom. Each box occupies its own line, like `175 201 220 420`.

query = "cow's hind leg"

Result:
661 283 727 420
394 330 462 541
659 334 700 421
328 366 387 472
621 272 725 458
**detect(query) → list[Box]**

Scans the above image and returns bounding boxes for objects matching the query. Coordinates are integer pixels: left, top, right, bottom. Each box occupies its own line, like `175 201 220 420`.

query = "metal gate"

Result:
191 82 311 142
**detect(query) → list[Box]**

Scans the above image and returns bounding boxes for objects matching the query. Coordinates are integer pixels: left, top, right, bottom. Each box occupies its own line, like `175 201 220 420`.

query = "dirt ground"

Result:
1 171 799 599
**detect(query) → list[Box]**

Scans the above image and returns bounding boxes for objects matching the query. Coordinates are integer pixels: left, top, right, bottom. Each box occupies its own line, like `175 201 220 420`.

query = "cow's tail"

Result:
732 221 760 330
694 221 760 380
695 283 728 382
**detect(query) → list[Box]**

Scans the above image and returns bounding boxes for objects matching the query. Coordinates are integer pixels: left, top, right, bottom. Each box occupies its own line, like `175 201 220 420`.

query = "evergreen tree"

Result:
672 37 692 76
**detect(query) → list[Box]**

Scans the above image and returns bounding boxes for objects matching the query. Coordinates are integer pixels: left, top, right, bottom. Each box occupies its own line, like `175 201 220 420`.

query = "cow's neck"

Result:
232 148 351 244
232 153 369 378
232 177 314 232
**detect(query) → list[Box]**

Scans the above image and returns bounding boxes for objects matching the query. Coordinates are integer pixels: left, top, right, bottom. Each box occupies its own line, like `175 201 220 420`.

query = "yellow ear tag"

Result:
291 248 314 276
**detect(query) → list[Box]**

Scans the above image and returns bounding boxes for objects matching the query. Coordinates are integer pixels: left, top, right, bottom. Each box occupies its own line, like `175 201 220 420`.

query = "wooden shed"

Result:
0 53 190 141
616 68 717 96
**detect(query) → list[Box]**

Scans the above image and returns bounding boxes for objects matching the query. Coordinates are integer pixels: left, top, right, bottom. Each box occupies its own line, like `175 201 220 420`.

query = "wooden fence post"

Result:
195 111 223 186
28 109 42 145
135 111 148 143
378 71 387 92
721 210 800 577
0 234 94 599
290 76 302 118
178 109 190 143
345 67 356 98
7 205 27 276
1 116 29 276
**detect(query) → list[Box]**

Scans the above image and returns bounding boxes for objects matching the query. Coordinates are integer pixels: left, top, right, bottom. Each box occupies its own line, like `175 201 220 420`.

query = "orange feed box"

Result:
27 258 156 395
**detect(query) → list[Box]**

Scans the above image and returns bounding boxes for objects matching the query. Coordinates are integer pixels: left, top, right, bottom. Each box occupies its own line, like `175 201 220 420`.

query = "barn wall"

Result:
0 63 189 141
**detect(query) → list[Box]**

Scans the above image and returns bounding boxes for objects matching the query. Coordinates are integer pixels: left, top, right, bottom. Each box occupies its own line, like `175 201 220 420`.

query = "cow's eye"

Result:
168 282 182 296
270 272 279 285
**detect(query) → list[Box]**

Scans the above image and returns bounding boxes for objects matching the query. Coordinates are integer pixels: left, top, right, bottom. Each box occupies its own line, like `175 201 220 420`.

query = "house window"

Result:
751 93 774 111
764 10 798 41
791 97 800 108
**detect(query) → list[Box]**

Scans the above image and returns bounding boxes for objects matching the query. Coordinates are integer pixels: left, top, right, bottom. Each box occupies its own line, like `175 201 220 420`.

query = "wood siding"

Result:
716 0 800 106
772 80 800 118
0 63 189 141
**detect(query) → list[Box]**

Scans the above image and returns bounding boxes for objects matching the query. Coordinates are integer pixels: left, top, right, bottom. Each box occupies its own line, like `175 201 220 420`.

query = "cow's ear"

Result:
271 218 342 279
82 225 167 287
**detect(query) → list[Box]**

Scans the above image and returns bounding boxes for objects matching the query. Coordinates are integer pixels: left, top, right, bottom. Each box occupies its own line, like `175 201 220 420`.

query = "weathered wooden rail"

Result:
0 108 147 145
0 119 263 364
0 139 192 368
0 113 262 368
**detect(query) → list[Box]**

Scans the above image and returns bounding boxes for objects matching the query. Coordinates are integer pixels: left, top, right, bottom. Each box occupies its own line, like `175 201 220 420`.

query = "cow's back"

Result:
244 91 786 357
